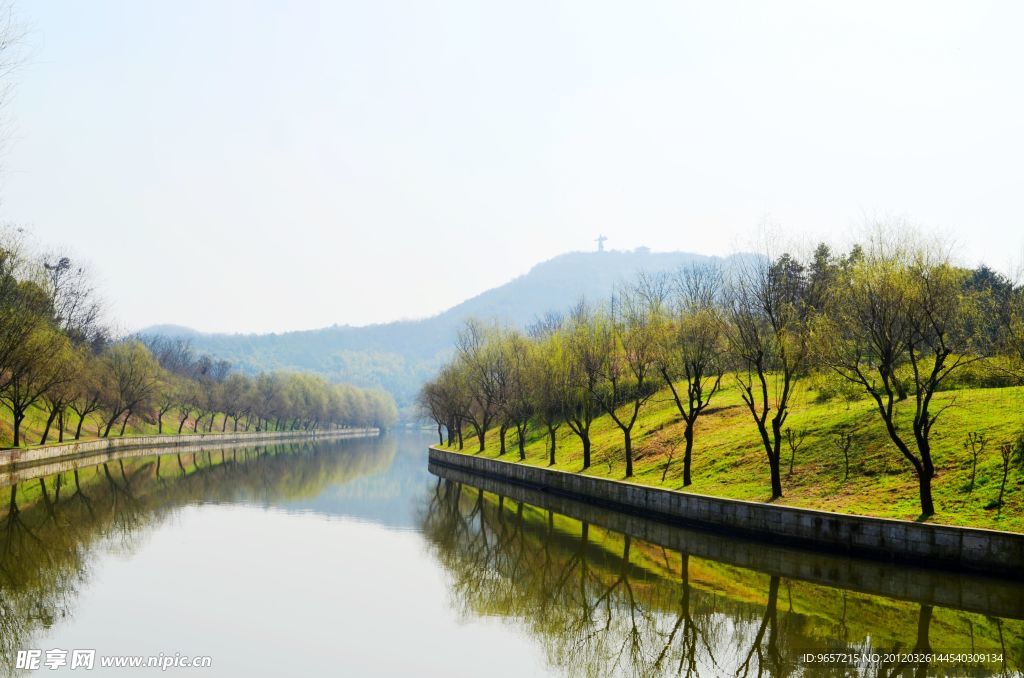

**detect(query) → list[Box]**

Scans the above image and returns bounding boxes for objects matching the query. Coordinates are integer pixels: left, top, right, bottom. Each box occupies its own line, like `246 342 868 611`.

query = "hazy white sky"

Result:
2 1 1023 333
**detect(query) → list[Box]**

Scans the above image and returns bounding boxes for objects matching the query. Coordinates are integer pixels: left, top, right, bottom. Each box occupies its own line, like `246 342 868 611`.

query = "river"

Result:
0 432 1020 677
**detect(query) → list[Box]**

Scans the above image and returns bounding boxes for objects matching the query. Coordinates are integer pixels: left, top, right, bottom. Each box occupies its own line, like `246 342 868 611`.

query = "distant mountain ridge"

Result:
140 249 750 415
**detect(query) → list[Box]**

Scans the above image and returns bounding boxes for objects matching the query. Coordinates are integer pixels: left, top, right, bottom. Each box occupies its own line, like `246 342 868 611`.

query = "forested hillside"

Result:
145 249 753 414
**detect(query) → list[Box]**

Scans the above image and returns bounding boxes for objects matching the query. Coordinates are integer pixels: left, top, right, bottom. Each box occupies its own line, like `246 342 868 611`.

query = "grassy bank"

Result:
439 380 1024 532
0 403 257 450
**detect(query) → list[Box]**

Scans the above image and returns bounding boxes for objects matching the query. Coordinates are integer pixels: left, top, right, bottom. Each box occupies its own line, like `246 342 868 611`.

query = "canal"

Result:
0 432 1020 676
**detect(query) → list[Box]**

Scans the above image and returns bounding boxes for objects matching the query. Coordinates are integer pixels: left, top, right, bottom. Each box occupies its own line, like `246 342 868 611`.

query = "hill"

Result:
141 249 751 415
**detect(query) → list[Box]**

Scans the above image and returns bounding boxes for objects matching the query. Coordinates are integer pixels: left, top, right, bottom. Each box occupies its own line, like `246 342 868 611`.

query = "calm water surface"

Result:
0 432 1021 677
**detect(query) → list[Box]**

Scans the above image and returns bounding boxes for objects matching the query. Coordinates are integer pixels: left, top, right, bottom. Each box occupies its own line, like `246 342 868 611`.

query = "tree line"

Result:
419 230 1024 517
0 227 397 448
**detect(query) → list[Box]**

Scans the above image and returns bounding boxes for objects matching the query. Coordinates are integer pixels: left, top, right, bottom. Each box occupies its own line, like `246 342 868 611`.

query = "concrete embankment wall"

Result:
0 429 380 487
0 429 378 470
428 447 1024 579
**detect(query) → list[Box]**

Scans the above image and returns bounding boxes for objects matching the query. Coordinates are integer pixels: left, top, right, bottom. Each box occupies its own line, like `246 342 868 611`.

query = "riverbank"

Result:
0 428 379 470
429 456 1024 618
429 447 1024 578
424 463 1024 675
437 381 1024 532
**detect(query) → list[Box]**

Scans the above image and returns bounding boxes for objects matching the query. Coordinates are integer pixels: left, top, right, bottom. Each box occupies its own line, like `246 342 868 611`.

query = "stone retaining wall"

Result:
0 429 378 469
429 447 1024 579
0 429 380 487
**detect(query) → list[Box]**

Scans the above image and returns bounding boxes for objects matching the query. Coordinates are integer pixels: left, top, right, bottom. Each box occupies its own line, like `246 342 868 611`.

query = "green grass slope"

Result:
440 381 1024 532
0 403 252 450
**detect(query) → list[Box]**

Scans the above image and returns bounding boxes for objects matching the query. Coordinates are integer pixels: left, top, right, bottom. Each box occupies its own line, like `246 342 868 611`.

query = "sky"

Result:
1 0 1023 334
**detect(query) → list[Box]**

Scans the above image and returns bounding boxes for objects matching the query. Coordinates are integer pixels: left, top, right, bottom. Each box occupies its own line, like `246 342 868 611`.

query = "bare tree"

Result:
997 442 1013 515
964 432 987 494
454 319 504 452
657 265 727 486
591 290 659 478
38 346 85 444
141 335 196 375
785 427 806 477
833 430 854 482
152 373 181 435
42 254 105 346
68 356 104 440
98 341 161 437
417 382 449 445
0 0 26 159
530 331 566 465
500 332 534 459
563 300 602 470
725 252 812 500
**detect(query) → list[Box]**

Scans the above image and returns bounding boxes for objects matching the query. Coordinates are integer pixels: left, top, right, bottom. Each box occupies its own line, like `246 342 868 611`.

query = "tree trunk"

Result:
103 414 118 437
624 429 633 477
769 454 782 499
913 605 933 678
119 410 131 437
12 410 23 447
581 435 591 470
498 424 508 455
57 409 65 443
437 425 443 446
40 407 59 445
918 470 935 517
157 413 163 434
682 423 694 486
548 426 557 466
769 421 784 499
75 413 86 440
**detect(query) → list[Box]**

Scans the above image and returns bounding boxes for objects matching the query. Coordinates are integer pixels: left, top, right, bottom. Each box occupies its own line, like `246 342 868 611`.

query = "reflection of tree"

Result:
0 437 392 674
652 553 720 678
420 480 1022 678
421 480 748 677
0 481 80 673
737 576 783 678
870 604 933 678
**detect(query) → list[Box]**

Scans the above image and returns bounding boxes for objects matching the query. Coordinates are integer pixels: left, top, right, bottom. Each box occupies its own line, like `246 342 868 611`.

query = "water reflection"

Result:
1 434 1021 677
421 469 1024 677
0 436 396 675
